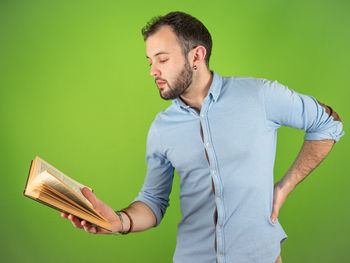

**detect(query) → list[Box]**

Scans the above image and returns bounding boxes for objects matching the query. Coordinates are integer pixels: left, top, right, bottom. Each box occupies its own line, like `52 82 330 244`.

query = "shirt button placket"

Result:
209 151 224 262
216 192 223 263
201 105 224 263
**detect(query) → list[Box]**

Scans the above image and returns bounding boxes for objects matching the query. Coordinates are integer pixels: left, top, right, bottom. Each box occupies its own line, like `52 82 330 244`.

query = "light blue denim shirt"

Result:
132 71 344 263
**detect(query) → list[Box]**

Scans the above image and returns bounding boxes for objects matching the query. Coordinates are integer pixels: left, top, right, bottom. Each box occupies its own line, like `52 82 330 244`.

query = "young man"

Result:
62 11 344 263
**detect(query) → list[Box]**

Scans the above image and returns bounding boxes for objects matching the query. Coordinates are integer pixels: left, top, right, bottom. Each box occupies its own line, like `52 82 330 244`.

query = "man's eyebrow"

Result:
146 52 170 59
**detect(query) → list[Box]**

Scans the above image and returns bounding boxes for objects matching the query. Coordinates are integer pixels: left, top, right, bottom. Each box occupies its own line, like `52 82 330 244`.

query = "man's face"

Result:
146 26 193 100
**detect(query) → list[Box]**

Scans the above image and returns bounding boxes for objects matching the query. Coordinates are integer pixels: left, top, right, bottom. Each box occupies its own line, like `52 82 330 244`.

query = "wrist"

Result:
279 172 298 195
114 210 133 235
120 211 131 233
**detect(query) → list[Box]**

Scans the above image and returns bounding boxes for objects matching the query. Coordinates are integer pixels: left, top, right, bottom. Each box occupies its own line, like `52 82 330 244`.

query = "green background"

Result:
1 0 349 262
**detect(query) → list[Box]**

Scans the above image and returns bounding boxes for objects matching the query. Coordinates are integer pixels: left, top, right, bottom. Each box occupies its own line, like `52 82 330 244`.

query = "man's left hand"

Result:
270 180 289 224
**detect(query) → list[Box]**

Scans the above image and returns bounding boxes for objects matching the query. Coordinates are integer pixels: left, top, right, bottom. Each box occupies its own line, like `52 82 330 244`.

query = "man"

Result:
62 11 344 263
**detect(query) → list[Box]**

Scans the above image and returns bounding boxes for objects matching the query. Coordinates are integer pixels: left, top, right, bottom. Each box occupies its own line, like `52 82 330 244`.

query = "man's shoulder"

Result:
147 104 178 130
218 73 267 98
218 73 290 99
222 73 287 89
222 74 264 86
155 103 178 122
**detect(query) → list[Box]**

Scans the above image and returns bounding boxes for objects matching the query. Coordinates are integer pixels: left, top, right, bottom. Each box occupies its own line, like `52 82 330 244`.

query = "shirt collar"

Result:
173 70 223 110
208 70 223 102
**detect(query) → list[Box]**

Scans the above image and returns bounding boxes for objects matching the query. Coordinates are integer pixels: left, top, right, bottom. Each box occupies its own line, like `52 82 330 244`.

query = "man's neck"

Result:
179 69 213 111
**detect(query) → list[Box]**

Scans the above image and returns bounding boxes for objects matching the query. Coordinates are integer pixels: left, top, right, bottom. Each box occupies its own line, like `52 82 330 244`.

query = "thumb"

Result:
270 204 279 224
81 187 99 207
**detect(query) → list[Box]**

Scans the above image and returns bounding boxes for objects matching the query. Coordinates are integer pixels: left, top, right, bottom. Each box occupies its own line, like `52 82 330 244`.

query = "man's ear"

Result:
191 45 207 67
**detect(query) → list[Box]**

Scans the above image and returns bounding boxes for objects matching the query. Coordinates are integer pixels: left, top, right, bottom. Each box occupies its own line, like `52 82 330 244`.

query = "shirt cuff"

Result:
304 123 345 143
131 195 164 227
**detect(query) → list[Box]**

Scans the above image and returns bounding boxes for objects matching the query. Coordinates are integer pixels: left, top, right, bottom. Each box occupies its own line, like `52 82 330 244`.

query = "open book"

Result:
24 156 112 232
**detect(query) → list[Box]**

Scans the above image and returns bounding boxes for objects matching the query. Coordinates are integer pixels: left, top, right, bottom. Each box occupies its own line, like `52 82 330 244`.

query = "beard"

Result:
156 59 193 100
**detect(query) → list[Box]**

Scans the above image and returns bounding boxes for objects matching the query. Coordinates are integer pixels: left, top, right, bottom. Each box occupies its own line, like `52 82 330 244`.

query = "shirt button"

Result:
216 196 221 202
206 142 210 147
219 253 223 258
217 225 221 230
212 170 216 174
201 114 205 118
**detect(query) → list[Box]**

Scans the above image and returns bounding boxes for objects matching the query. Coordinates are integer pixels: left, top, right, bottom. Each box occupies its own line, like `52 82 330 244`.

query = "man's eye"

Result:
160 59 168 63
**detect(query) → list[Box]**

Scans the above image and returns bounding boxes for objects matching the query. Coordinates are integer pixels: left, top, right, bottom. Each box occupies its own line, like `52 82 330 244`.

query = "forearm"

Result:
119 201 157 233
279 139 335 195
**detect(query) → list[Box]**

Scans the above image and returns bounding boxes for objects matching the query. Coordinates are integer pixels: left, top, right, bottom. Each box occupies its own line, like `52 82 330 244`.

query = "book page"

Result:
38 190 112 231
39 183 102 220
33 171 97 215
36 157 93 207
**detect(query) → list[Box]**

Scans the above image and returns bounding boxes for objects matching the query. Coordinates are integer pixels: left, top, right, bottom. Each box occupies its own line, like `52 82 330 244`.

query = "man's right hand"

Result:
61 187 123 235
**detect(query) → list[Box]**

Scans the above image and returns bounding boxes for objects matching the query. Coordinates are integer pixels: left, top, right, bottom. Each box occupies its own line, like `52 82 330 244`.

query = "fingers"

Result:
270 200 279 223
81 220 98 234
61 212 69 218
270 201 279 223
81 220 109 234
68 214 84 229
270 181 286 224
63 213 101 234
270 213 278 224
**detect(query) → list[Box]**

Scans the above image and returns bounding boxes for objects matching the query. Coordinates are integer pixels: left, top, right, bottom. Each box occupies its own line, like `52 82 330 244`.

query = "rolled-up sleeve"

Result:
259 78 344 143
131 121 175 226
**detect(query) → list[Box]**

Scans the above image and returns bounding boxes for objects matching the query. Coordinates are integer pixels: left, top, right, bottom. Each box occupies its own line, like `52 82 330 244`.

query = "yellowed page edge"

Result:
39 191 112 231
39 183 103 220
44 170 108 222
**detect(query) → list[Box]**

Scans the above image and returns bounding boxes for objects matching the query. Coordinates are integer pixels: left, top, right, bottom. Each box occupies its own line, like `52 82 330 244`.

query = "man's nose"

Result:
150 64 160 77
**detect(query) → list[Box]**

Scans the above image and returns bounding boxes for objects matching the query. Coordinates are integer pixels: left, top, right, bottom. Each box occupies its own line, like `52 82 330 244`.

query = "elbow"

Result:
317 100 342 122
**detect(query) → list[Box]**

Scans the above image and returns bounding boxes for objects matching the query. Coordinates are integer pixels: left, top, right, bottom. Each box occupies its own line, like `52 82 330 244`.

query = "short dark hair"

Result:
142 11 212 68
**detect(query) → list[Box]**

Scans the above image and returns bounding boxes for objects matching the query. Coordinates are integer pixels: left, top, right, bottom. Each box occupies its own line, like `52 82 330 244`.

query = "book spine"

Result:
23 160 33 195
